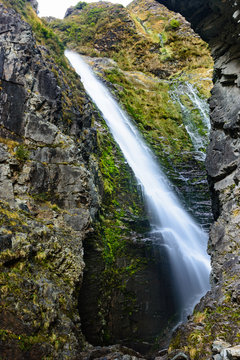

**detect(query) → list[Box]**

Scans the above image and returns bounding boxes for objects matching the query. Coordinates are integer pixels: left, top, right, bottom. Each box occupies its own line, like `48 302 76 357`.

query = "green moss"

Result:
169 292 240 358
0 327 59 353
98 143 120 196
75 1 87 10
83 120 150 344
1 0 27 14
103 67 193 165
169 18 180 29
31 192 51 202
15 144 30 162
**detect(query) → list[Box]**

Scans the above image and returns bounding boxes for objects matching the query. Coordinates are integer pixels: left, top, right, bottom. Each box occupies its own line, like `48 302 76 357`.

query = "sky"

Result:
38 0 132 19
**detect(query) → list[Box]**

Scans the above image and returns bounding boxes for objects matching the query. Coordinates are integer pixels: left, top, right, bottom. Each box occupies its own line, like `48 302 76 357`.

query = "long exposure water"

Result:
65 50 211 321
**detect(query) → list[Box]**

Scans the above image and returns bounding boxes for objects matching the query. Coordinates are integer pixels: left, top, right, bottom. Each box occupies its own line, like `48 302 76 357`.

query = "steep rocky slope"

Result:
49 0 240 357
0 1 101 358
50 0 213 228
153 0 240 359
0 0 177 357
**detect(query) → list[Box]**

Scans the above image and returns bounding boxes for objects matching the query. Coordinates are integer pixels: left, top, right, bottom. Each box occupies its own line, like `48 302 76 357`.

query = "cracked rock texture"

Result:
0 3 101 359
157 0 240 358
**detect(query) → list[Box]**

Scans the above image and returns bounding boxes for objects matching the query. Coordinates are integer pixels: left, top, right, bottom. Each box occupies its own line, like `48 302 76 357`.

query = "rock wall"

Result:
0 2 179 357
0 3 101 359
1 0 239 358
157 0 240 358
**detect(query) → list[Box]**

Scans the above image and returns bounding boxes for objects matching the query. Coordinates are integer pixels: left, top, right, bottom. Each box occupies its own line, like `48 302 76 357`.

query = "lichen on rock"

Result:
0 2 101 358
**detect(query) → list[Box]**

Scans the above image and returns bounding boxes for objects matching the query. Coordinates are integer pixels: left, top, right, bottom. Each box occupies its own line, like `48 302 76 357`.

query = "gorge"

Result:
65 49 210 324
0 0 239 359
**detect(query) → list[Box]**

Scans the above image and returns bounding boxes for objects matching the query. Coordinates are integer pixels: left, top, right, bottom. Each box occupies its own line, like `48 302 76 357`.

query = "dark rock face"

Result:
157 0 240 356
0 4 100 359
0 81 26 135
38 69 60 100
79 236 178 354
158 0 236 43
79 344 146 360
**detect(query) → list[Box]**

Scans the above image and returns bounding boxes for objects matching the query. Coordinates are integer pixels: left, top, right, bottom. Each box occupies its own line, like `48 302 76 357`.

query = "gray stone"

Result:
223 346 240 359
171 352 189 360
31 146 75 164
15 199 30 212
0 81 26 135
0 146 9 162
38 68 60 101
64 6 75 18
122 355 131 360
28 0 38 12
25 116 58 144
0 164 14 201
213 355 223 360
0 234 12 251
212 340 232 354
29 162 49 194
63 208 90 231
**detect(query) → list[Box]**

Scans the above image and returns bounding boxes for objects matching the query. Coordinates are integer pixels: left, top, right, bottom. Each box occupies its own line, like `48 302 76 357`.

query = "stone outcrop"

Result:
212 340 240 360
156 0 240 357
0 1 179 357
0 3 101 359
28 0 38 12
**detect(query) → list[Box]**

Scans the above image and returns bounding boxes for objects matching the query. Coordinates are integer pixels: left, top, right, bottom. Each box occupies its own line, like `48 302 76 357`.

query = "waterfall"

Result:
170 81 210 161
65 50 211 322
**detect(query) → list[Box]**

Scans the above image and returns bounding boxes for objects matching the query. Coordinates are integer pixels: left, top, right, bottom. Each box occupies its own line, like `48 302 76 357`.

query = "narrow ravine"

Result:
65 50 211 323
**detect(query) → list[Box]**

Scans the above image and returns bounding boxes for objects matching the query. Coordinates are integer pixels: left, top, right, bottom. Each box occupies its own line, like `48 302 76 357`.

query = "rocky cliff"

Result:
51 0 213 228
0 0 239 358
0 0 176 357
0 2 102 358
48 0 216 354
156 0 240 358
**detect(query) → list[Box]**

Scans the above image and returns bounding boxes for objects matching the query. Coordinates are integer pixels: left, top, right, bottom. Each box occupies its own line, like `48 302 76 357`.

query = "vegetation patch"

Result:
169 275 240 359
50 0 213 171
15 144 30 162
79 122 150 344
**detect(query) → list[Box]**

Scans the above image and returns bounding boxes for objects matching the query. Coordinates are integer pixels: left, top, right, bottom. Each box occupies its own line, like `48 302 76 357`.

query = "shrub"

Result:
15 144 30 162
169 19 180 29
75 2 87 10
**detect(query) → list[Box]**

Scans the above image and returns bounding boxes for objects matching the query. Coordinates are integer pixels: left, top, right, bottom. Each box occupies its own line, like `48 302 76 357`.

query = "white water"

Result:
170 82 210 161
65 50 211 320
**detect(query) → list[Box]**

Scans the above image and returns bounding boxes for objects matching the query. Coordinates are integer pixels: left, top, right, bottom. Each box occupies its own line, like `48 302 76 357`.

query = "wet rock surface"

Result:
0 2 182 358
157 0 240 357
79 234 178 355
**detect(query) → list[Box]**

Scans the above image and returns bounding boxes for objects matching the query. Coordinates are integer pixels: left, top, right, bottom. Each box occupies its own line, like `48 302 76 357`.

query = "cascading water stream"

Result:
170 82 210 162
65 50 211 322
